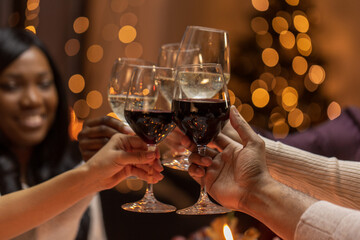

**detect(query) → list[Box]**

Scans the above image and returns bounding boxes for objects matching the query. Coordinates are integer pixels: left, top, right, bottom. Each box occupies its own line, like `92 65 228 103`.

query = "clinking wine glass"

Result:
158 43 201 171
173 63 232 215
177 26 231 84
108 58 154 125
121 65 177 213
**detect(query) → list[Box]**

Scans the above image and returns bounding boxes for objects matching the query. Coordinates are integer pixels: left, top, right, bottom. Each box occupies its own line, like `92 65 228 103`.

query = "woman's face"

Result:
0 46 58 147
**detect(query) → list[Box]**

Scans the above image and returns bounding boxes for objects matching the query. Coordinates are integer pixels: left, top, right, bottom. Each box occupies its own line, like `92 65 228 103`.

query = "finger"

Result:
187 164 205 183
152 158 164 172
188 153 212 167
78 138 109 151
180 135 197 152
229 105 259 145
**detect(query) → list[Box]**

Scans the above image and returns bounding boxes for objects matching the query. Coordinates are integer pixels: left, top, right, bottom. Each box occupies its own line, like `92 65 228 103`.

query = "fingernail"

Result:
146 152 155 159
230 105 239 115
124 126 133 133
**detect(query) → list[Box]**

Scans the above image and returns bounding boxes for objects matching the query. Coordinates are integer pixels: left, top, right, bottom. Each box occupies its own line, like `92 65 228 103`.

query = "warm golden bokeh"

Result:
86 90 103 109
87 44 104 63
251 17 269 34
293 15 309 33
238 104 254 122
262 48 279 67
252 88 270 108
309 65 326 84
251 0 269 12
64 38 80 56
288 108 304 128
73 99 90 119
73 16 89 34
292 56 308 75
272 16 289 34
327 101 341 120
119 25 137 43
279 31 295 49
68 74 85 94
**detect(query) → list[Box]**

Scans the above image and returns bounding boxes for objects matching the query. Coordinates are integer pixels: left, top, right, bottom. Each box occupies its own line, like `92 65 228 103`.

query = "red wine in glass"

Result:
173 99 229 146
125 109 175 144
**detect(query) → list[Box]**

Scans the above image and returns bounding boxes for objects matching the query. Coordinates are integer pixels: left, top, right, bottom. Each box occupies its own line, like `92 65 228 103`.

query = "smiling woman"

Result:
0 28 97 240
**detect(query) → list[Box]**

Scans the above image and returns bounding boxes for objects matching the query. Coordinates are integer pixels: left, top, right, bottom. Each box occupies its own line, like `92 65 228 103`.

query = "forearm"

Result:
263 137 360 209
0 165 97 239
245 177 317 240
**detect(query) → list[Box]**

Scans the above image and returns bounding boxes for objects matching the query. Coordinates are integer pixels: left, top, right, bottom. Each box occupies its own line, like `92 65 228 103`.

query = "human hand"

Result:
78 116 133 161
186 106 271 211
84 133 164 191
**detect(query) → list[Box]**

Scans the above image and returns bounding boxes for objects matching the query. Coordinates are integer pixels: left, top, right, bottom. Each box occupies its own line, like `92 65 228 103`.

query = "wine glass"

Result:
158 43 201 171
177 26 231 84
173 63 232 215
121 65 177 213
108 58 154 125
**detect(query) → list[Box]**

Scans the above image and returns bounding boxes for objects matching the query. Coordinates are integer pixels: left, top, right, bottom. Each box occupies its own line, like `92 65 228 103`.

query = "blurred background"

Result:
1 0 360 239
1 0 360 139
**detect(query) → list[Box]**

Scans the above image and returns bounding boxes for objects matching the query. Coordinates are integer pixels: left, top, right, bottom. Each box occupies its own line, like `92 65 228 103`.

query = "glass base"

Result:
176 190 232 215
121 195 176 213
161 150 190 171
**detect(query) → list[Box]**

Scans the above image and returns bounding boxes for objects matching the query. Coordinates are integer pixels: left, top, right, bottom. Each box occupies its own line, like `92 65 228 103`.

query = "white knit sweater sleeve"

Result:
262 136 360 209
295 201 360 240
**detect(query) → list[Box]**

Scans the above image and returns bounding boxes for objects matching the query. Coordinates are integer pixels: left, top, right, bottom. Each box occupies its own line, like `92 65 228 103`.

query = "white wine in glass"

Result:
108 58 154 125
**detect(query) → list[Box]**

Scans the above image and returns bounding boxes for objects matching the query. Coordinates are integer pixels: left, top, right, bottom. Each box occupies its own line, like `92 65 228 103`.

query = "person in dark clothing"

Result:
0 27 90 239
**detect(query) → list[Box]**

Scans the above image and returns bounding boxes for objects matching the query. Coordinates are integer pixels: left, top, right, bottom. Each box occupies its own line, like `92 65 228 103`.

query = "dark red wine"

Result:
172 99 230 145
125 110 175 144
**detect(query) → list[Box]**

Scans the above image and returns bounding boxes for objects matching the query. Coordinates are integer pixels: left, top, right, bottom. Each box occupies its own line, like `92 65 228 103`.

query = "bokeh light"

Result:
251 17 269 34
86 90 103 109
288 108 304 127
252 88 270 108
25 25 36 34
87 44 104 63
65 38 80 56
73 99 90 119
119 25 137 43
68 74 85 93
286 0 299 6
293 15 309 33
292 56 308 75
272 16 288 34
272 120 289 139
282 87 298 110
262 48 279 67
27 0 40 11
327 101 341 120
309 65 326 84
120 12 138 26
73 17 89 34
251 0 269 12
251 79 268 92
279 31 295 49
125 42 143 58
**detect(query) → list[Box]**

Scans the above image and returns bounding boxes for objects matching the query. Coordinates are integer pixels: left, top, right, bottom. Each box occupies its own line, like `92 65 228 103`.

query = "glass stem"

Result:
143 144 156 200
197 145 209 202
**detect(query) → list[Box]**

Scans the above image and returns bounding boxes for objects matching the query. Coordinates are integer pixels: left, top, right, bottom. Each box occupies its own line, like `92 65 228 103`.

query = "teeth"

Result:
21 115 43 128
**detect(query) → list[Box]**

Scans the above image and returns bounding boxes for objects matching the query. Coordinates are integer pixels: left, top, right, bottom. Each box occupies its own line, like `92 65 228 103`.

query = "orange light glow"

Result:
68 107 84 141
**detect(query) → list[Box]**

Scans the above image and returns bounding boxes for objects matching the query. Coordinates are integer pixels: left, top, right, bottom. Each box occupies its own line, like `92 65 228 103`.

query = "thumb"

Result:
229 106 258 146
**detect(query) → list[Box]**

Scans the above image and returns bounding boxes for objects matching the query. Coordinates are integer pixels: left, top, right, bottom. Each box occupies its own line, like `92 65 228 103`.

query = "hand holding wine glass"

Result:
121 65 177 213
173 63 232 215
